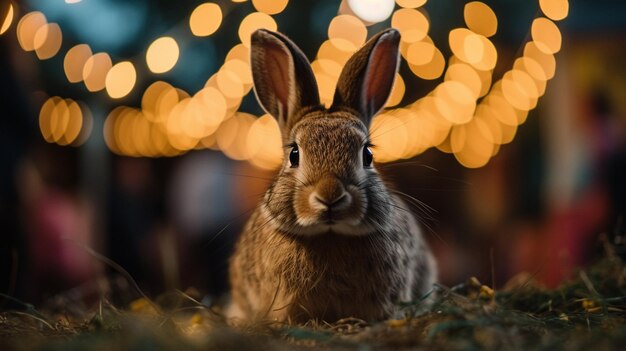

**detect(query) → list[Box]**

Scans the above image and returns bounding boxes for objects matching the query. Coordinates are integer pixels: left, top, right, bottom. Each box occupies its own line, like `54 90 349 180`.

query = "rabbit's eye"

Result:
363 146 373 167
289 145 299 167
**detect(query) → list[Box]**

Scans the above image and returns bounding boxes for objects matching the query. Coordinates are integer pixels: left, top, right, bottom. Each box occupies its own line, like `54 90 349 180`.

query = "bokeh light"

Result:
105 61 137 99
238 12 277 47
463 2 497 38
445 62 482 99
395 0 427 8
370 112 409 163
385 74 405 107
82 52 112 92
39 97 90 146
17 11 47 52
13 0 569 170
246 114 283 169
524 41 556 79
531 17 562 54
408 46 445 80
391 8 429 44
1 2 14 35
252 0 289 15
189 3 222 37
64 44 93 83
404 40 435 65
328 15 367 51
34 23 62 60
539 0 569 21
146 36 180 74
347 0 395 24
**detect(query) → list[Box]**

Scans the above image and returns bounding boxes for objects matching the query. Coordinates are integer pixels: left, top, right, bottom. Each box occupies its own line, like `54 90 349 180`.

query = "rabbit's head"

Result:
251 29 401 236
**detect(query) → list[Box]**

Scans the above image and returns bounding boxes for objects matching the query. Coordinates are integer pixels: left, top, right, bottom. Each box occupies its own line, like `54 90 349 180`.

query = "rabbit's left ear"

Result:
331 29 401 127
250 29 320 132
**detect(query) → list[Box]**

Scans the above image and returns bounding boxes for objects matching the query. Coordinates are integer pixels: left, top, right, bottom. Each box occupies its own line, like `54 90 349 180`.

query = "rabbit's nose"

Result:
309 177 351 211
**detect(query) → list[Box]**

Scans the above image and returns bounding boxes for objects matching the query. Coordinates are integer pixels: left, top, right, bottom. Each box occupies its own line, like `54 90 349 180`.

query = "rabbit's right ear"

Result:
331 29 400 127
250 29 320 132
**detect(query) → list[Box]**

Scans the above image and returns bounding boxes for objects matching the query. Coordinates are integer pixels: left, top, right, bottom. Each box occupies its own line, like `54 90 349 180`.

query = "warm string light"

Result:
102 3 283 169
39 97 92 146
1 2 15 35
146 36 180 74
24 0 568 170
369 0 566 168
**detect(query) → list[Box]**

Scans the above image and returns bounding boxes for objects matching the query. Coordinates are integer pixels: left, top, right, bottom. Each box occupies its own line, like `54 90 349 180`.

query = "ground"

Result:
1 252 625 351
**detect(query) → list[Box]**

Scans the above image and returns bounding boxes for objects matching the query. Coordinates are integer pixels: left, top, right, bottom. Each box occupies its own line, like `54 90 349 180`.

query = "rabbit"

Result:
228 28 437 324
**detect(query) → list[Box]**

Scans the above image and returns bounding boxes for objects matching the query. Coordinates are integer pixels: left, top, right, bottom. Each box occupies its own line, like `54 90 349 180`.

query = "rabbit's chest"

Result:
268 233 413 322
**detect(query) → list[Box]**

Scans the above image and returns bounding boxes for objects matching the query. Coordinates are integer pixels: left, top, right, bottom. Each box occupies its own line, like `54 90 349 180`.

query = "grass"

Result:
1 252 625 350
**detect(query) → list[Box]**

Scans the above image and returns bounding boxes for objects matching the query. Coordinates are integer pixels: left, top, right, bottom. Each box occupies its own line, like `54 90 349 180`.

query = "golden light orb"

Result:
50 99 70 143
531 17 562 54
247 114 283 169
473 36 498 71
82 52 112 92
395 0 427 8
434 81 476 124
64 44 92 83
195 86 228 132
449 28 498 70
146 36 180 74
58 100 83 146
34 23 62 60
347 0 395 24
189 2 222 37
328 15 367 51
482 92 519 127
217 112 257 160
104 107 124 154
408 46 445 80
165 100 199 152
252 0 289 15
524 42 556 79
225 43 250 64
39 97 60 143
539 0 569 21
142 81 173 122
445 63 482 99
17 11 47 51
223 59 253 86
216 67 245 99
313 59 343 79
72 102 93 146
514 57 547 97
105 61 137 99
385 74 405 107
391 8 429 44
1 2 14 35
238 12 277 47
370 113 408 163
405 40 435 66
317 39 354 63
501 71 538 111
463 1 498 37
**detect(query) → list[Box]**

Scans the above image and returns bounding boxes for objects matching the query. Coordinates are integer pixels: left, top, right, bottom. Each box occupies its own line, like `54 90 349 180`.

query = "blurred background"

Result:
1 0 625 307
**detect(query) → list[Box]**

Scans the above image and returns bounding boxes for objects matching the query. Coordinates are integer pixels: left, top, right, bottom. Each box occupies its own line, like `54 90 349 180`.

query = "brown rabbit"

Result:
228 28 437 324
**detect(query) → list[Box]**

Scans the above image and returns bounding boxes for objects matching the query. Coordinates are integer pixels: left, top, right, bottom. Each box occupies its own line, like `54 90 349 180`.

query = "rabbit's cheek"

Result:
293 186 319 226
344 184 367 222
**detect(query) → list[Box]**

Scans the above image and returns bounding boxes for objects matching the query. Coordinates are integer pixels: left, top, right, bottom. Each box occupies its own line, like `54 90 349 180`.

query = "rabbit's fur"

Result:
228 29 437 324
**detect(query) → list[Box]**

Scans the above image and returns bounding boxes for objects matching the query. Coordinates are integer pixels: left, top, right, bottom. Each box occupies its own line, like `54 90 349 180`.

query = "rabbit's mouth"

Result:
290 182 370 236
286 221 375 237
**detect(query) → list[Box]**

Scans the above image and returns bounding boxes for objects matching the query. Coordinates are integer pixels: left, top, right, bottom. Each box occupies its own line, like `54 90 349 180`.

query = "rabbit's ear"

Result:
250 29 320 131
331 29 400 127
